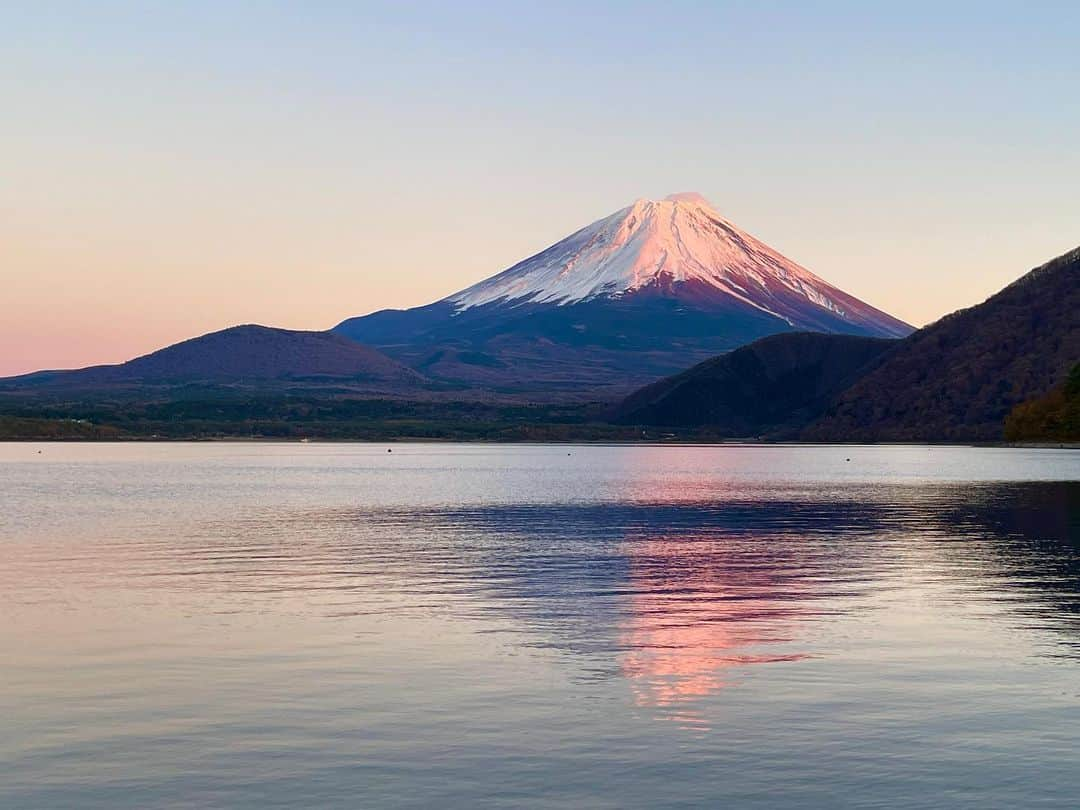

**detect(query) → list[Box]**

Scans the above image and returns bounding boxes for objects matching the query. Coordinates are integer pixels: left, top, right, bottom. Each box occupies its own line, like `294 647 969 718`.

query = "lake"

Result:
2 443 1079 808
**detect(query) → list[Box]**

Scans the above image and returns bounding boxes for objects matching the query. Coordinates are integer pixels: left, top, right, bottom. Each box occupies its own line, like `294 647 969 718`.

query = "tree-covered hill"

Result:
1005 364 1080 442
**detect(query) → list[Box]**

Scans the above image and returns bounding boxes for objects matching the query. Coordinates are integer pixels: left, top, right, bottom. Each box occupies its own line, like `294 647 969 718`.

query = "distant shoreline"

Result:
3 436 1077 450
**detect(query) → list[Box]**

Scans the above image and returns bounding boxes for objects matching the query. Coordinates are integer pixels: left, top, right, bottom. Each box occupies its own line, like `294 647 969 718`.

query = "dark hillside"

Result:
615 332 895 437
1 325 425 392
806 247 1079 442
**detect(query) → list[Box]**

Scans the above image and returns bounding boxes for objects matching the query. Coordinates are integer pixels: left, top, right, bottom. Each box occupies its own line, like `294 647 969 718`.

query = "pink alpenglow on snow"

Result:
449 193 911 338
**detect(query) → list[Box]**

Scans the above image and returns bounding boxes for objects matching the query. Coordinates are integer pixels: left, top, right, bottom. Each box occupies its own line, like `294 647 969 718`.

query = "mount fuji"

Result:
335 193 912 396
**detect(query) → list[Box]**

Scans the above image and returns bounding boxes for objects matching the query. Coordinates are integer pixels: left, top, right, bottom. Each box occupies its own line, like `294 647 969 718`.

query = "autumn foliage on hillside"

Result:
1005 364 1080 442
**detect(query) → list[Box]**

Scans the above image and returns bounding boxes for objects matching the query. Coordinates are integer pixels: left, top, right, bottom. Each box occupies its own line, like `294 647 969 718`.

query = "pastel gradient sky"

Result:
3 2 1078 376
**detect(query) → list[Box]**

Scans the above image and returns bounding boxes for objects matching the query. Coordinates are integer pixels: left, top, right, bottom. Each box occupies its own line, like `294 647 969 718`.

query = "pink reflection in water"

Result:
620 535 814 730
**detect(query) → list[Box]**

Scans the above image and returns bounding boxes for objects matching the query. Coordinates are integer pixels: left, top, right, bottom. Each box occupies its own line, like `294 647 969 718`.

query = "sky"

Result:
2 1 1078 376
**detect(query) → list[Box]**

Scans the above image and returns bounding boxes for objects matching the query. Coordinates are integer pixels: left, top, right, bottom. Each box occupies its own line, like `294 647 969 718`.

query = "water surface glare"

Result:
2 443 1079 808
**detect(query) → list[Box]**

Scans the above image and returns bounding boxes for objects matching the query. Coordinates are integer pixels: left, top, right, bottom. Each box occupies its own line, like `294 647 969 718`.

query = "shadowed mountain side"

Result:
336 295 821 397
805 247 1080 442
1 325 426 392
614 333 896 436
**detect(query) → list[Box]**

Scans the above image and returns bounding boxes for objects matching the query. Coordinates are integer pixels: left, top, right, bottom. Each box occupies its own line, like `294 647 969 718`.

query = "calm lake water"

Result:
2 443 1079 808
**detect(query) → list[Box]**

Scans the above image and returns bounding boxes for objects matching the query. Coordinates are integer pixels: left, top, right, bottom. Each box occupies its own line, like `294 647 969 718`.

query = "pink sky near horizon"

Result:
3 3 1078 377
4 186 1073 377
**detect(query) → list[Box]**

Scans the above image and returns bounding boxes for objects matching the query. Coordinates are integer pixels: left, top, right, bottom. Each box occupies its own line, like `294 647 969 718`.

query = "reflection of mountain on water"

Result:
274 482 1080 720
947 482 1080 550
926 483 1080 624
619 534 819 728
349 498 892 661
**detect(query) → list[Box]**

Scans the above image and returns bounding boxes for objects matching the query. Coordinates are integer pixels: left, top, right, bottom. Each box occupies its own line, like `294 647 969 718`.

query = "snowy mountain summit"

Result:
335 193 912 396
447 193 909 337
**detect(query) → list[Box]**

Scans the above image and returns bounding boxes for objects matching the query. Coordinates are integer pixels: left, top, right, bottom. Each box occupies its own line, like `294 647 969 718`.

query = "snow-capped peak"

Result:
445 193 910 337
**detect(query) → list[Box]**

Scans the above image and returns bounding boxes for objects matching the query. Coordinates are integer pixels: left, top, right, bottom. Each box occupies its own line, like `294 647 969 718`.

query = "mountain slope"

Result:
449 193 911 335
335 193 911 396
1004 363 1080 442
2 325 424 392
806 246 1080 441
615 332 896 436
